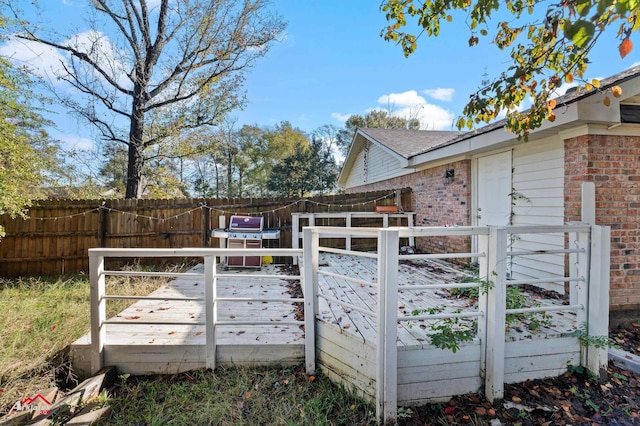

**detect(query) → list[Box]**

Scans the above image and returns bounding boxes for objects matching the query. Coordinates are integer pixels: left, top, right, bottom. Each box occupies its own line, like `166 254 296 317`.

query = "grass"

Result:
0 270 378 424
107 366 377 425
0 272 164 414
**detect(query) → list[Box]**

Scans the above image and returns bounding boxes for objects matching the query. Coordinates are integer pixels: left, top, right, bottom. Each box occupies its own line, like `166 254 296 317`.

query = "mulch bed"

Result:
400 362 640 425
611 322 640 356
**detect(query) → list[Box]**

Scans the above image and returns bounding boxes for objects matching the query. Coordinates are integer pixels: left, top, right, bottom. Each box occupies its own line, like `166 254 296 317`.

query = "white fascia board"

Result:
407 102 581 168
337 131 365 186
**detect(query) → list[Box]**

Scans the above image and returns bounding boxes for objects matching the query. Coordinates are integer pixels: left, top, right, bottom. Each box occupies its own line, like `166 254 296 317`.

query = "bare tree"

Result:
13 0 284 198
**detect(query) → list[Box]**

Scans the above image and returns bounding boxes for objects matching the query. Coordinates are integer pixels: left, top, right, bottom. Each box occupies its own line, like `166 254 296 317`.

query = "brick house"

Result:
338 66 640 316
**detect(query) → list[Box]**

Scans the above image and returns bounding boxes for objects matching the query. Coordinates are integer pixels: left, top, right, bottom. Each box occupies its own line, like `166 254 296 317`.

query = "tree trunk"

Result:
125 92 146 198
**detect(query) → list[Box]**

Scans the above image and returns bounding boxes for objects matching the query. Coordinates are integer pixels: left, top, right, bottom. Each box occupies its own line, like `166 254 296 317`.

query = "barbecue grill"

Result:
225 215 264 268
211 215 281 269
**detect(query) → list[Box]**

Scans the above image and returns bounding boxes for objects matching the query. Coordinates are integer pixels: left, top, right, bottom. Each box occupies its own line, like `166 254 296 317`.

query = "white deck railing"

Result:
302 224 610 423
88 247 314 376
292 211 416 264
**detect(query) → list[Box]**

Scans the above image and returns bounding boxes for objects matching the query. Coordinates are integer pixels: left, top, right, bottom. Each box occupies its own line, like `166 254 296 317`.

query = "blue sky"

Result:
2 0 639 151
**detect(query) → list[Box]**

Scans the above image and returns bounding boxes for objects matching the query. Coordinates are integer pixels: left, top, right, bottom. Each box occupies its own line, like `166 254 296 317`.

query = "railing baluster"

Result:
205 254 216 370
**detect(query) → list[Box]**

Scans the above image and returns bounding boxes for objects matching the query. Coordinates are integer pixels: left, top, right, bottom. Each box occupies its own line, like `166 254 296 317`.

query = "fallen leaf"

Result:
308 375 316 382
511 396 522 403
195 331 203 336
125 316 141 320
168 331 176 335
50 325 57 332
159 307 170 311
343 324 351 329
236 331 245 335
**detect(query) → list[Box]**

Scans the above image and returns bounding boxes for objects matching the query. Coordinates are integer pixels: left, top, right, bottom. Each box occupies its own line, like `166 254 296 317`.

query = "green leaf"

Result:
575 0 592 17
596 0 615 15
564 20 595 48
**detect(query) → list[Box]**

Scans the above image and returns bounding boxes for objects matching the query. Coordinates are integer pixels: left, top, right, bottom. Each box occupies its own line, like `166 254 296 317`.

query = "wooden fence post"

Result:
302 227 318 375
292 213 300 265
586 225 610 379
201 203 210 247
89 252 106 374
205 254 216 370
99 202 108 248
376 228 399 424
485 227 507 402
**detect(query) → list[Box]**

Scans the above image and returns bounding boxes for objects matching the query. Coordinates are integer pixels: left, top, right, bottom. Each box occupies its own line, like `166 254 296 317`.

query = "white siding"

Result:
510 138 566 292
344 142 411 188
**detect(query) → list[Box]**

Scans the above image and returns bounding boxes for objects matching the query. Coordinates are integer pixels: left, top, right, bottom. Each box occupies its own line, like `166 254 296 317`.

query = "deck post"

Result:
205 254 216 370
302 227 318 375
376 228 399 424
574 229 591 327
89 252 106 374
485 227 507 402
345 213 352 251
407 213 415 248
586 225 610 379
477 232 489 379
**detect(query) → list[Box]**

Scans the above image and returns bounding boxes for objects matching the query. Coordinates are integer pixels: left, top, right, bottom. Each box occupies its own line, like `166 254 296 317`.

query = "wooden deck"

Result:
72 253 578 378
314 252 578 347
70 263 305 376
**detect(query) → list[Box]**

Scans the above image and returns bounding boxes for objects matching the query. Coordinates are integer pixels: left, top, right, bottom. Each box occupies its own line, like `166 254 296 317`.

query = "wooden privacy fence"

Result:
302 224 610 424
0 189 411 277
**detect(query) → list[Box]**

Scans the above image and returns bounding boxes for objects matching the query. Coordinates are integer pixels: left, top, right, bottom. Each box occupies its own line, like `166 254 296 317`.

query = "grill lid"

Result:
228 215 263 232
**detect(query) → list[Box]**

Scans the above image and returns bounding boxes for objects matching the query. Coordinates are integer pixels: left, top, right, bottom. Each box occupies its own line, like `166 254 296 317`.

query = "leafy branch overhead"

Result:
381 0 639 136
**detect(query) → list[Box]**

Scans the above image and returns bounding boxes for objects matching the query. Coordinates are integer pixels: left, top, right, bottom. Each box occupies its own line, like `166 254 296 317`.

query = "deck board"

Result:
314 253 578 346
71 264 305 376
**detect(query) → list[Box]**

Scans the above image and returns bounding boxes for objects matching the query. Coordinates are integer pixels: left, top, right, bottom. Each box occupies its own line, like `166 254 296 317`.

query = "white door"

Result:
476 151 512 226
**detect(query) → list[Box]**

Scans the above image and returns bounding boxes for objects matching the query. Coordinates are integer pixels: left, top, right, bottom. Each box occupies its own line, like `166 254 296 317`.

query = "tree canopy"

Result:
381 0 639 136
267 137 338 197
0 54 66 237
11 0 285 198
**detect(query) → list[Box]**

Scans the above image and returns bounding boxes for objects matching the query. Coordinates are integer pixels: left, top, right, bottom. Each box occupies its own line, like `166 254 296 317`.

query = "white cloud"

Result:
63 30 132 89
331 112 351 122
422 88 455 102
377 90 455 130
0 37 69 83
62 134 95 151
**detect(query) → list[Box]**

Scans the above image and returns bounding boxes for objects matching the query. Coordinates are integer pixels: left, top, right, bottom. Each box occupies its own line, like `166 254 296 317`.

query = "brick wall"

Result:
565 134 640 312
347 160 472 254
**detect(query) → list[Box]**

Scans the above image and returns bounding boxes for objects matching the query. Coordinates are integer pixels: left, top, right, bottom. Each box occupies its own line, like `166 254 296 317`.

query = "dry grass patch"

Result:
0 268 178 415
